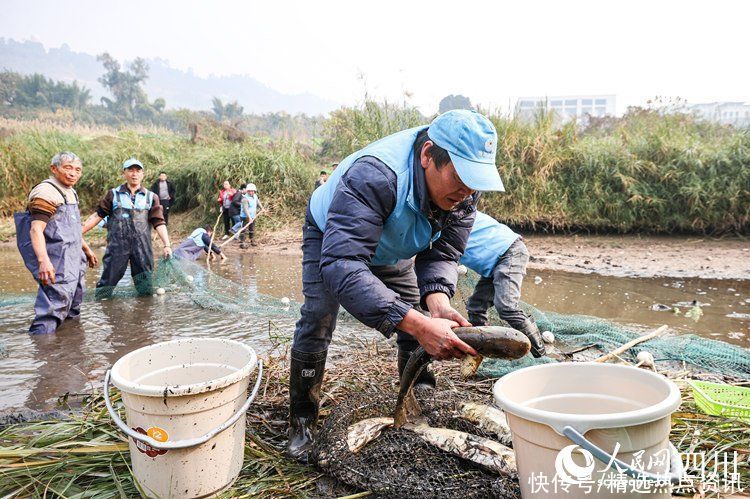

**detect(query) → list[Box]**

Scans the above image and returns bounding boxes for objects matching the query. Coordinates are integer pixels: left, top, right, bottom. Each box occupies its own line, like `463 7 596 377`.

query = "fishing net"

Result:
315 388 520 499
455 271 750 380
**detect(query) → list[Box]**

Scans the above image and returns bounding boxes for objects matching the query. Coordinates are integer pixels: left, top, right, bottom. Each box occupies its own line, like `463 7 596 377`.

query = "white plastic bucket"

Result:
493 363 682 498
104 338 263 498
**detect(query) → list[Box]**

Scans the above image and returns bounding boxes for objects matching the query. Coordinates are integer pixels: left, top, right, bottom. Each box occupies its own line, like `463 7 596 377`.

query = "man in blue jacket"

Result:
460 211 546 357
287 110 505 461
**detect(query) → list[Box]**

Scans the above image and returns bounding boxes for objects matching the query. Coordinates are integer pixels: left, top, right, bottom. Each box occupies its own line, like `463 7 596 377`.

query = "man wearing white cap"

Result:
286 110 506 461
82 158 172 296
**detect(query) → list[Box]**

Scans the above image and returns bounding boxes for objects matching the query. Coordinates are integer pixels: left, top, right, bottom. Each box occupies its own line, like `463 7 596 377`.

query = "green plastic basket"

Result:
688 381 750 422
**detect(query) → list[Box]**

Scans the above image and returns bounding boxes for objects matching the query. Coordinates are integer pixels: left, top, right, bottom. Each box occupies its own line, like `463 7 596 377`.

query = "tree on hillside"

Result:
97 53 162 119
212 97 244 121
438 94 473 113
0 71 91 110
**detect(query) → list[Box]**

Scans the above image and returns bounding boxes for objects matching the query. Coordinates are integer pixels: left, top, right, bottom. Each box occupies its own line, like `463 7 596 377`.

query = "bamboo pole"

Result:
206 207 223 265
219 218 254 247
594 325 668 363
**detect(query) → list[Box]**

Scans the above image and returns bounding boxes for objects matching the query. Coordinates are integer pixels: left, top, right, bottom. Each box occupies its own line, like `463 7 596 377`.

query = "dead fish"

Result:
395 326 530 427
650 303 672 312
458 402 513 446
346 417 394 453
460 354 484 378
403 423 517 476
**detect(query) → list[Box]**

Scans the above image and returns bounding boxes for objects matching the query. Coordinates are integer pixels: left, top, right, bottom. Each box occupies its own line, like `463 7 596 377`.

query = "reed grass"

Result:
0 121 318 232
2 103 749 235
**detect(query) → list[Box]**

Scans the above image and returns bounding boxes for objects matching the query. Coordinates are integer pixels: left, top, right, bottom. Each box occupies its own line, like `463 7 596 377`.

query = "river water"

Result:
0 247 748 412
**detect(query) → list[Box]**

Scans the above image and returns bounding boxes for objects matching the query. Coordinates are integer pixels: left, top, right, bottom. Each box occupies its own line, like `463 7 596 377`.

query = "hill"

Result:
0 38 338 115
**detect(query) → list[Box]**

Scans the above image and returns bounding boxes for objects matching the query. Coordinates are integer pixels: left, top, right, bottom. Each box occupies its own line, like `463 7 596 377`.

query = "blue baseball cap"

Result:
122 157 144 170
427 110 504 192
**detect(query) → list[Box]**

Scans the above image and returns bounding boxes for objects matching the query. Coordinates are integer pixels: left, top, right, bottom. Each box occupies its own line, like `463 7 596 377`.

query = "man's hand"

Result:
425 292 471 327
38 258 56 286
414 317 478 360
163 246 173 259
398 309 477 361
220 252 227 261
84 247 98 268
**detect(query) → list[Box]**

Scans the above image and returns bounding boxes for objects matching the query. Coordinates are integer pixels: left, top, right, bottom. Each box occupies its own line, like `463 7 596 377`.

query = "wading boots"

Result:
518 316 546 358
286 348 327 462
397 345 436 389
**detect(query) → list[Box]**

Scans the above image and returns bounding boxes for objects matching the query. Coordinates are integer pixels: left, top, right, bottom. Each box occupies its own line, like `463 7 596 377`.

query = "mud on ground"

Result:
241 229 750 281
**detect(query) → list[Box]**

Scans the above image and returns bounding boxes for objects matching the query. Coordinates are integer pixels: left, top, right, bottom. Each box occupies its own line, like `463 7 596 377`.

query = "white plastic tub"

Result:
493 362 682 498
105 338 262 498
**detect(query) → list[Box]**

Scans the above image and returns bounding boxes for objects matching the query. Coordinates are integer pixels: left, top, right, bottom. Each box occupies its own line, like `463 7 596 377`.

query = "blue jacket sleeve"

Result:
319 157 413 337
415 197 477 307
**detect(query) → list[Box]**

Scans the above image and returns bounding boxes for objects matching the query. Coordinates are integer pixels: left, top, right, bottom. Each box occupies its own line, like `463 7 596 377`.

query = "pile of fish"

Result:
342 326 529 478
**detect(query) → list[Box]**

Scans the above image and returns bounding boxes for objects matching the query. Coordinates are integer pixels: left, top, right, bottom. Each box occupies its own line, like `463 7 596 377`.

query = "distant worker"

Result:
150 171 175 225
231 183 264 248
173 226 226 261
460 211 545 357
314 171 328 190
14 152 98 334
82 158 172 297
217 180 236 239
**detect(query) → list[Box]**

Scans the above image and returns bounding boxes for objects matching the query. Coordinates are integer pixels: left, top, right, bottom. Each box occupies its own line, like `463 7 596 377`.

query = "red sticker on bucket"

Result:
133 427 169 457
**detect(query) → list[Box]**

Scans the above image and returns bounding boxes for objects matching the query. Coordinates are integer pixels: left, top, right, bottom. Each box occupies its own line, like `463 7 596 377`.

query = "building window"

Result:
550 100 562 106
595 99 607 106
582 99 593 106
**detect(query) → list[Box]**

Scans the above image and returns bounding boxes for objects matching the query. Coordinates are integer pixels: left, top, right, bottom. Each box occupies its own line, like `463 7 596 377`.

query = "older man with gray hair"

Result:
14 151 98 334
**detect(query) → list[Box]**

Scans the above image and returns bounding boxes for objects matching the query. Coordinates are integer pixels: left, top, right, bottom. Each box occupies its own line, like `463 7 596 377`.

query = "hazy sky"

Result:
3 0 749 114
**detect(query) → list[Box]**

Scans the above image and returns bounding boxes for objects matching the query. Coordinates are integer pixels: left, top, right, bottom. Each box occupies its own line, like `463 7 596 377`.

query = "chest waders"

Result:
96 189 154 298
14 181 87 334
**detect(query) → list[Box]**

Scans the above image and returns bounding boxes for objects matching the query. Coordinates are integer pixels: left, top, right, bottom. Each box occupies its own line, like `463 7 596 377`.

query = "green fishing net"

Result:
455 271 750 380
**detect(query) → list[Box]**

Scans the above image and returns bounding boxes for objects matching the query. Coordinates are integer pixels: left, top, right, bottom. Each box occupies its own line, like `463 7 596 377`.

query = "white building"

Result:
690 102 750 127
515 95 616 122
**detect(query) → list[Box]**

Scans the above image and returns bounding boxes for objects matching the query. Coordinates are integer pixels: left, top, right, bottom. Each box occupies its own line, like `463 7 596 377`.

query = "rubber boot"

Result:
468 314 487 327
397 346 437 389
286 348 327 462
517 316 546 358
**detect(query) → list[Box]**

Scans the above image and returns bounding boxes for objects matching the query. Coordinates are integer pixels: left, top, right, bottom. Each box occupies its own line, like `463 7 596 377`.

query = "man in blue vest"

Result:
82 158 172 297
460 211 546 357
286 110 505 461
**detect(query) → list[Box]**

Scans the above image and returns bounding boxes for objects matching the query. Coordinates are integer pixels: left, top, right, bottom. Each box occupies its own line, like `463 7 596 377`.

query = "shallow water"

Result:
0 247 748 412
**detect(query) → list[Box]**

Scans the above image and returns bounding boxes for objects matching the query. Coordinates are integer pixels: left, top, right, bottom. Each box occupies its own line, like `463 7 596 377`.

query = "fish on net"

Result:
314 388 521 499
455 272 750 381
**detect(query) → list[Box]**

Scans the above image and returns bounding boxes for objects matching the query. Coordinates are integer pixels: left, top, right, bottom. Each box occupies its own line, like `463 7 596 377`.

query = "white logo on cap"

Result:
484 139 495 153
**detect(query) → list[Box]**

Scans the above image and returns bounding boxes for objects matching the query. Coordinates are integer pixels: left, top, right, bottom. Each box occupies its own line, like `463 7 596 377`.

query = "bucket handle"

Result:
562 426 684 485
103 360 263 450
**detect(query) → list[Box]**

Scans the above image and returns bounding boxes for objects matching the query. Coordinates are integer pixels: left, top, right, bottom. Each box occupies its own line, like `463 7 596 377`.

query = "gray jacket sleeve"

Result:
414 199 477 308
318 157 413 337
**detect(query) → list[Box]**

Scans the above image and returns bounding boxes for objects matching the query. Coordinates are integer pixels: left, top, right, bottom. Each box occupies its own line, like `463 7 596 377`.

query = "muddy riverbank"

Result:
241 227 750 281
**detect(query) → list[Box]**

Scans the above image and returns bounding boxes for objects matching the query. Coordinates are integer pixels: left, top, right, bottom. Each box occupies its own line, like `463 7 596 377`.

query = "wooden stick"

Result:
206 207 223 263
220 219 254 247
594 325 668 363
